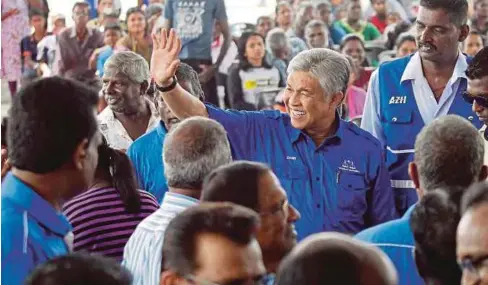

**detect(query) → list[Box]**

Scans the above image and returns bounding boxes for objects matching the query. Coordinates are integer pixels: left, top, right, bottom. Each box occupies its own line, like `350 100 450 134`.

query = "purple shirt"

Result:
63 187 159 262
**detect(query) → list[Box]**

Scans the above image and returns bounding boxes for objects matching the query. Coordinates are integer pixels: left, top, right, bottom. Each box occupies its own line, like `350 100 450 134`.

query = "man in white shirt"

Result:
98 51 159 151
463 46 488 165
361 0 482 216
122 117 232 285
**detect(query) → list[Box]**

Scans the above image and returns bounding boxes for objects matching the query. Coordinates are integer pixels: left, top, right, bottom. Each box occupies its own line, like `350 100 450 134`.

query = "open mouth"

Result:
290 109 306 119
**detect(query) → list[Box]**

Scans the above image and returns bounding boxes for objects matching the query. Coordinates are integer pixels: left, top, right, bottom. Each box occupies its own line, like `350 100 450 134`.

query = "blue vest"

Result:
378 55 481 215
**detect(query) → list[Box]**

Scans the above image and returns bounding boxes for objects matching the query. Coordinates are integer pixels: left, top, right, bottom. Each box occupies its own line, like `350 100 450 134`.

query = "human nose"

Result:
287 203 301 222
473 100 484 113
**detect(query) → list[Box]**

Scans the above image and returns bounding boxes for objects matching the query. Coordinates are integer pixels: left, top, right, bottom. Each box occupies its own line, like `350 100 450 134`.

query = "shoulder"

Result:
343 121 383 149
97 106 113 122
138 190 159 206
355 217 408 243
378 56 411 72
131 127 161 149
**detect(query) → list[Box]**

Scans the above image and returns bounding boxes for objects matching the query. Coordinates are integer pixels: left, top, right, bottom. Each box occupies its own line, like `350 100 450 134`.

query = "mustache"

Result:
418 42 436 50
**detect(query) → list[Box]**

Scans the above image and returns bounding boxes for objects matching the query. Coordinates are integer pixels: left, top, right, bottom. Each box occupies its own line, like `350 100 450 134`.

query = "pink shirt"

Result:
347 85 367 119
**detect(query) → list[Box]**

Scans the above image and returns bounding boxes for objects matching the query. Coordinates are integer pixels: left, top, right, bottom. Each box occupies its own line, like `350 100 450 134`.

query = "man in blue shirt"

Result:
361 0 482 216
163 0 231 106
2 77 103 285
150 29 397 240
355 115 487 285
127 63 205 202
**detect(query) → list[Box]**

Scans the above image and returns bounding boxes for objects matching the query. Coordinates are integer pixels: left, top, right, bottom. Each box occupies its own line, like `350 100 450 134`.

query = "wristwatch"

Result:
155 76 178 92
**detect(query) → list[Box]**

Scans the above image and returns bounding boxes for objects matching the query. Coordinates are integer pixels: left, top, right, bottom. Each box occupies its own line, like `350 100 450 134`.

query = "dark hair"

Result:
461 182 488 214
395 34 416 49
340 34 365 51
25 253 132 285
175 63 205 101
419 0 468 26
276 242 362 285
237 31 273 71
256 15 272 26
201 161 271 211
72 1 90 12
126 7 145 23
104 23 123 34
8 77 98 173
410 188 464 285
385 22 412 50
1 117 8 148
162 203 260 275
29 8 45 19
97 137 141 213
466 46 488 80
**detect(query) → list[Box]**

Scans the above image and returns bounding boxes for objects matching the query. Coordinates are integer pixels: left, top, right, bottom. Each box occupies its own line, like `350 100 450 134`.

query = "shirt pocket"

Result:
337 171 369 216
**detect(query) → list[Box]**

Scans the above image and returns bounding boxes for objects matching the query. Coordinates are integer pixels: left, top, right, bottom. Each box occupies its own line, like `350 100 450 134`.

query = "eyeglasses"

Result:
458 255 488 278
260 199 289 217
184 274 267 285
74 12 89 17
462 91 488 108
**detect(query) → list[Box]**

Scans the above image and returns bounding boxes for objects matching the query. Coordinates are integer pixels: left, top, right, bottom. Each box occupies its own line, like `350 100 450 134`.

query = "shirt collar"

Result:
401 52 468 83
162 191 200 205
404 204 417 219
290 113 345 145
156 121 169 139
69 27 93 39
1 173 72 236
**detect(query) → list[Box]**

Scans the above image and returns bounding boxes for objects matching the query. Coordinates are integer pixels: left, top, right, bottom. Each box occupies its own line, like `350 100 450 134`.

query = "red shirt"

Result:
354 67 374 91
369 15 387 34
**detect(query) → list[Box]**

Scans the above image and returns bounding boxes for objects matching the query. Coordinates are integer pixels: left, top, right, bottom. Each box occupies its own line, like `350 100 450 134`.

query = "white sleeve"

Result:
360 70 386 146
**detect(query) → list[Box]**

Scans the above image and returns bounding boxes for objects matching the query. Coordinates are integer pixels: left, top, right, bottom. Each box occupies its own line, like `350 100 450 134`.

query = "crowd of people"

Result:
2 0 488 284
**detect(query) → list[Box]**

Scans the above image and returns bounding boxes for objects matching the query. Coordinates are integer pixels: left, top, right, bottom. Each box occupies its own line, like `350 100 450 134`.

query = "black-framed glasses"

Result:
462 91 488 108
458 255 488 278
184 274 267 285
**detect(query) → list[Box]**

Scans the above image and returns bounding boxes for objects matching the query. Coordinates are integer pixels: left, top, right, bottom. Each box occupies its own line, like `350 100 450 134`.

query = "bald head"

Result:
163 117 232 191
275 233 397 285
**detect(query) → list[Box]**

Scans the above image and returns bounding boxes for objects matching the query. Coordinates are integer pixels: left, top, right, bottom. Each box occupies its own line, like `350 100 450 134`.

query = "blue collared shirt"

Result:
206 104 397 240
355 205 423 285
2 173 71 285
127 121 168 203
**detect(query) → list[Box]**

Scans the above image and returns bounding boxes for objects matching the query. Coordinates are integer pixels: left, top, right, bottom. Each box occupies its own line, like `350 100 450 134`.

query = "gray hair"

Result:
103 51 150 84
305 19 328 33
266 28 290 57
415 115 484 192
163 117 232 190
287 48 350 95
175 63 204 101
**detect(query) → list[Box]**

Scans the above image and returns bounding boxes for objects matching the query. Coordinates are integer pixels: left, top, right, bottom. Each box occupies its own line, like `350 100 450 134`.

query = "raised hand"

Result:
150 29 182 87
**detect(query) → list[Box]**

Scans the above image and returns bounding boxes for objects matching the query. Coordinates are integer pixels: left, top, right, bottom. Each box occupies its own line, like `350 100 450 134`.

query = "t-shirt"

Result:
164 0 228 60
63 187 159 262
337 20 381 41
96 46 114 78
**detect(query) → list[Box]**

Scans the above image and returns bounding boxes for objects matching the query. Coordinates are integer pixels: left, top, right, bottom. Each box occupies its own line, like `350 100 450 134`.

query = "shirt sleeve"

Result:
122 230 152 285
126 145 145 190
360 70 386 146
52 40 64 76
366 23 381 41
365 146 398 226
227 66 256 111
164 0 173 21
215 0 228 21
206 104 278 160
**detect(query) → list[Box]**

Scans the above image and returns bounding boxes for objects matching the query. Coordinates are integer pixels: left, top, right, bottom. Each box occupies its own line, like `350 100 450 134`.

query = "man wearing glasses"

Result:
53 1 104 87
457 182 488 285
463 47 488 165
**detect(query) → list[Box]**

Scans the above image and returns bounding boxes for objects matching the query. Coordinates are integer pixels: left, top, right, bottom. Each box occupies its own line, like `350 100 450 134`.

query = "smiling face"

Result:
101 72 146 114
256 170 301 259
416 7 467 64
469 75 488 125
127 11 146 35
341 39 366 66
283 71 340 132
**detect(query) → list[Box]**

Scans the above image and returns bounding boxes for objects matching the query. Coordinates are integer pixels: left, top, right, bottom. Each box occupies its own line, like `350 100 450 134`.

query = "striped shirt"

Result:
63 187 159 262
122 192 199 285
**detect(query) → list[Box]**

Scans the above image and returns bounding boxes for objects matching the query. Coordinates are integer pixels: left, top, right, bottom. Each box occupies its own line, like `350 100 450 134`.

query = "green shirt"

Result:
337 20 381 41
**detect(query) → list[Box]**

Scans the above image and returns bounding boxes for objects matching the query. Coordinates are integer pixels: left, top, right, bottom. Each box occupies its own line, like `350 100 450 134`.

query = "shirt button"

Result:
316 204 321 208
468 116 474 121
392 117 398 122
316 177 320 181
